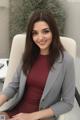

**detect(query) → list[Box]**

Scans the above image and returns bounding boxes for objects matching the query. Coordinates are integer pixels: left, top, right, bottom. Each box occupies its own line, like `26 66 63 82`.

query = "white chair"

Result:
1 34 79 120
3 34 26 88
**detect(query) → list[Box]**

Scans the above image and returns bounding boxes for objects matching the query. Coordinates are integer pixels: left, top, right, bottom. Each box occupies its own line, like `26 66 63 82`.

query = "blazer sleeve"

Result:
50 55 75 117
1 61 22 99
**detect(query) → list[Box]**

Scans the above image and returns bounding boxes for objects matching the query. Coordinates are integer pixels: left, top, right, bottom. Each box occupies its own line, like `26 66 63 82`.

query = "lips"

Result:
38 40 47 45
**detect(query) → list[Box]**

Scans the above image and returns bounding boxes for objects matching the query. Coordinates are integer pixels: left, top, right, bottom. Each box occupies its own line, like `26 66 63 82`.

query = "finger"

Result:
12 113 22 118
12 117 23 120
7 118 15 120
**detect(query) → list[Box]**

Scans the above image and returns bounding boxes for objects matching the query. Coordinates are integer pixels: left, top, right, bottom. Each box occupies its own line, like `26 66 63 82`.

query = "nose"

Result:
38 33 43 40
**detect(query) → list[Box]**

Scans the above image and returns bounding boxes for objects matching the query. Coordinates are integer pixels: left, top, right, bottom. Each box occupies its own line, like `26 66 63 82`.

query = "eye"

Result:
32 31 38 36
43 29 50 34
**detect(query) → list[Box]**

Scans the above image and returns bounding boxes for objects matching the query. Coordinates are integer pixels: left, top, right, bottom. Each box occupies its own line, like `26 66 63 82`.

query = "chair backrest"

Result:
2 34 77 120
60 36 76 58
3 34 26 88
3 34 76 89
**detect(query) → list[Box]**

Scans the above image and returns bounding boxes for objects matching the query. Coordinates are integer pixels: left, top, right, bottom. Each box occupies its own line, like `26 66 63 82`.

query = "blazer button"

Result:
40 107 44 110
42 98 45 102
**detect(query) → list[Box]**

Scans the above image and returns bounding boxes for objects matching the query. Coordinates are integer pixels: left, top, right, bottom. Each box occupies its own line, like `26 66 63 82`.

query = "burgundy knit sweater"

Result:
8 55 49 117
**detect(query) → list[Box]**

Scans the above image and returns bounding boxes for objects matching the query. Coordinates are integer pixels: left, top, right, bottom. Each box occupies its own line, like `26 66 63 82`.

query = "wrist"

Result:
30 112 38 120
31 108 54 120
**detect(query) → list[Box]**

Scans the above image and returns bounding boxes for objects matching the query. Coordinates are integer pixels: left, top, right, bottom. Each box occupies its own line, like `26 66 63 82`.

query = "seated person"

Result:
0 9 75 120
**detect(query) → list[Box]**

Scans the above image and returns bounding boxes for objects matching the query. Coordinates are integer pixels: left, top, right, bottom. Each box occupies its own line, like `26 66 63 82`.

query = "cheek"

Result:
48 39 52 45
47 35 53 45
32 36 37 43
48 34 52 42
32 37 39 46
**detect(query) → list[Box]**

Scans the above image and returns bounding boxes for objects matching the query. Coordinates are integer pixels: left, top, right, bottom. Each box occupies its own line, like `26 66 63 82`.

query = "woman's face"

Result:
32 21 52 55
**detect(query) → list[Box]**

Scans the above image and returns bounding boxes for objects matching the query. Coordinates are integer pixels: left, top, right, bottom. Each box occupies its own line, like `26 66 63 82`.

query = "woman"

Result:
0 9 75 120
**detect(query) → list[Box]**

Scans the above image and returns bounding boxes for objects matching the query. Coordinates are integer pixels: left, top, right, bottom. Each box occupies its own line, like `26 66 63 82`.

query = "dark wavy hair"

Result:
22 9 65 75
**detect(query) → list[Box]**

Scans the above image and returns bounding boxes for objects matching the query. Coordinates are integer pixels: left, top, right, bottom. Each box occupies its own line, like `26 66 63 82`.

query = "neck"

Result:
40 50 49 55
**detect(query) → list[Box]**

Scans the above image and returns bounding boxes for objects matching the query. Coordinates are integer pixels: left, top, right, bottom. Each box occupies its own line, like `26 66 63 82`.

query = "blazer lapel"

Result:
40 56 63 101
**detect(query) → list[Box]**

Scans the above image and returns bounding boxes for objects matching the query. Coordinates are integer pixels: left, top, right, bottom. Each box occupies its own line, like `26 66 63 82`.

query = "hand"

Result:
8 113 36 120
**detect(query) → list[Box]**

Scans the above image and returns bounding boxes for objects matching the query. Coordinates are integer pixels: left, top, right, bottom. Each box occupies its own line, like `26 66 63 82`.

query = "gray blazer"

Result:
0 51 75 119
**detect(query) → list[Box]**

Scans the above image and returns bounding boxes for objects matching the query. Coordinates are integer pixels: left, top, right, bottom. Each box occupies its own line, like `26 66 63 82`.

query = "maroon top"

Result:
8 55 50 117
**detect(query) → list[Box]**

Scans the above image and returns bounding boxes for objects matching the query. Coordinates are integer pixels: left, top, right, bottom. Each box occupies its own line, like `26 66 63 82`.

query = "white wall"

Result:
61 0 80 57
0 0 80 57
0 0 9 58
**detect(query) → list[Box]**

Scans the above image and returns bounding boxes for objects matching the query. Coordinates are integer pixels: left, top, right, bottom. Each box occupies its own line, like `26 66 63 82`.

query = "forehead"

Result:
33 21 49 30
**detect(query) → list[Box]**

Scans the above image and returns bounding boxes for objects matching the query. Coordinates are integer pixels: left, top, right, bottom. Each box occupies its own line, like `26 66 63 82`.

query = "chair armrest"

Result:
58 115 64 120
58 99 80 120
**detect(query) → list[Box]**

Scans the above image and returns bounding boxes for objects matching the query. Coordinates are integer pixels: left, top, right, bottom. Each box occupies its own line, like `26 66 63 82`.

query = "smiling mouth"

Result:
39 43 46 46
38 40 47 45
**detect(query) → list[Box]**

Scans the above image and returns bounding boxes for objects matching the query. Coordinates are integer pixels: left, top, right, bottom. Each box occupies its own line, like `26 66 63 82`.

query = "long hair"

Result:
22 9 65 75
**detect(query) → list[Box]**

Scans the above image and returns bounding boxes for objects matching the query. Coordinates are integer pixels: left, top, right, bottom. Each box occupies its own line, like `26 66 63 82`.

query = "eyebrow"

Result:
32 28 50 31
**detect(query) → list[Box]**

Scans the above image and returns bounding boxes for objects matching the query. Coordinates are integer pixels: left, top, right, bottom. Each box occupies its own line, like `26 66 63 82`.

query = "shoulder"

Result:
62 51 74 68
